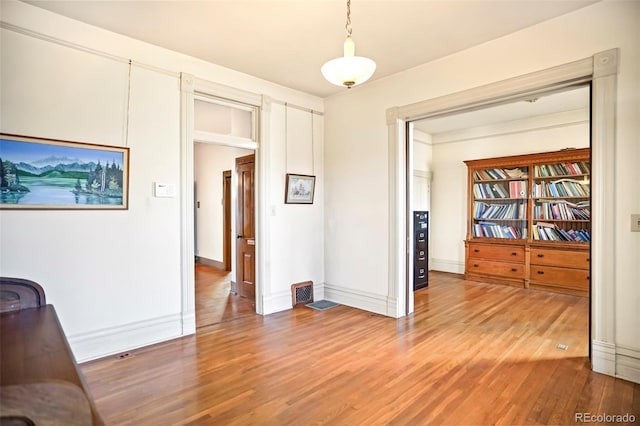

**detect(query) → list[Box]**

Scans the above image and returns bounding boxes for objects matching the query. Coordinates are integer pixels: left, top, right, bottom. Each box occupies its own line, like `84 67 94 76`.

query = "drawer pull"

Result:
586 258 590 262
537 271 544 275
537 254 544 258
587 276 590 280
511 268 517 272
511 252 518 256
473 264 479 267
474 249 480 253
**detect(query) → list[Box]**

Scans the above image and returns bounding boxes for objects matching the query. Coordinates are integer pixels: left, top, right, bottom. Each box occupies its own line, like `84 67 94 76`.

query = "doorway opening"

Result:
194 144 256 328
405 84 592 357
388 50 618 373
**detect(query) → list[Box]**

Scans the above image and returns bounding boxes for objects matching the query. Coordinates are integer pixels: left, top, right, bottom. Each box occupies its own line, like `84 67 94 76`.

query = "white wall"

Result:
0 0 325 361
267 103 325 311
324 0 639 379
194 143 252 267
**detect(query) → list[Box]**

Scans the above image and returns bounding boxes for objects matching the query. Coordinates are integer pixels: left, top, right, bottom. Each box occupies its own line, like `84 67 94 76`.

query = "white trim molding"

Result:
431 258 465 275
180 74 268 330
69 313 183 363
387 49 621 381
616 345 640 384
180 72 197 336
324 282 389 317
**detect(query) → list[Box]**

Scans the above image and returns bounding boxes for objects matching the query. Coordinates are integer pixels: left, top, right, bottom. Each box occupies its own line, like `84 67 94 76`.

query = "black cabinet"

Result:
414 211 429 290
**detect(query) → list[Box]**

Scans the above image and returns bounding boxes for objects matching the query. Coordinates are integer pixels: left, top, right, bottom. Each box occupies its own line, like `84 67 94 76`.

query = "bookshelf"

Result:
464 148 590 297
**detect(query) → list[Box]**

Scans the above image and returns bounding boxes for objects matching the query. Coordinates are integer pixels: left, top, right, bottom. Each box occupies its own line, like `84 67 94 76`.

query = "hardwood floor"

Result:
195 263 255 328
81 272 639 425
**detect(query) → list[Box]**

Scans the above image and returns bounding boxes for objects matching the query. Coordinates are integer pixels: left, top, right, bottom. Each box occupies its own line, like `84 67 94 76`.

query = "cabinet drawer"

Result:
530 265 590 291
468 260 524 279
530 248 589 269
468 244 525 262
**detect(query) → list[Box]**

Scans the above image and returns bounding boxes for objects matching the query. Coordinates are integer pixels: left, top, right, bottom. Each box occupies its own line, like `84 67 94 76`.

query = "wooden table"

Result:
1 305 103 425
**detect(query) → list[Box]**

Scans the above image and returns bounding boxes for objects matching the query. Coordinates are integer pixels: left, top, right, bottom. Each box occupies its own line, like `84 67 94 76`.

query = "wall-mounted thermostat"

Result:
154 182 176 198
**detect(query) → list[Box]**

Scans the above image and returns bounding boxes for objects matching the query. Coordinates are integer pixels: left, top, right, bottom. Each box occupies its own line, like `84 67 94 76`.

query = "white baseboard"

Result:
263 289 293 315
182 310 196 335
616 345 640 384
431 258 465 274
324 282 388 316
592 340 640 384
69 313 184 363
592 340 616 376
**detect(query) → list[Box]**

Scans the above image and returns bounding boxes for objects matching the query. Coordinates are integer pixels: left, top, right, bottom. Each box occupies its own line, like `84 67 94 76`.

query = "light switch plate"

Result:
631 214 640 232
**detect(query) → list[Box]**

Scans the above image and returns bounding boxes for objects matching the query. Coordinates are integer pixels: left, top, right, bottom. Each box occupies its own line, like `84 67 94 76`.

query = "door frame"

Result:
223 170 232 272
179 75 271 334
387 49 618 376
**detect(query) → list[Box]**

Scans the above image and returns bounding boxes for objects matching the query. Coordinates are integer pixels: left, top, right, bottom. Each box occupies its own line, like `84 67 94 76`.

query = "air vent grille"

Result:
291 281 313 306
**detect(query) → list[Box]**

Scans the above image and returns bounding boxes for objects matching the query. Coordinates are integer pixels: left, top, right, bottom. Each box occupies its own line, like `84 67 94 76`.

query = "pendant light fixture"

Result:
321 0 376 89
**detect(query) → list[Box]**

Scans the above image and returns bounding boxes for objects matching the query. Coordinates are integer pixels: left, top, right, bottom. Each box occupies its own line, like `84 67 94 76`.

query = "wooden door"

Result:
235 154 255 301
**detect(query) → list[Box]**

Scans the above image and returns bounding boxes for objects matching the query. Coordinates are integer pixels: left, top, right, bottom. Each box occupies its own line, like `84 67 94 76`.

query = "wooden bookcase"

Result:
464 148 590 297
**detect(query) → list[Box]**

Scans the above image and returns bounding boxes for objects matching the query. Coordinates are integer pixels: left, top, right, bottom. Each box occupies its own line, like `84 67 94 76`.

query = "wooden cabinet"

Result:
529 245 590 296
464 149 590 297
465 241 526 287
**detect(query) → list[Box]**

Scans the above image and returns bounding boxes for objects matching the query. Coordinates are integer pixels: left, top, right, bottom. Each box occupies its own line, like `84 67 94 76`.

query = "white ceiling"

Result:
23 0 598 98
414 84 591 135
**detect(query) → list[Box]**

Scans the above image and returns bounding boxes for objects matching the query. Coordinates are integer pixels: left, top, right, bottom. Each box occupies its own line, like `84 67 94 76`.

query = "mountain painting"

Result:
0 134 129 209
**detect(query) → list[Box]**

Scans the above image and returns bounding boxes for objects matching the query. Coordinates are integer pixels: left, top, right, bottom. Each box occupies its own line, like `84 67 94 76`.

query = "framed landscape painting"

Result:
0 134 129 210
285 173 315 204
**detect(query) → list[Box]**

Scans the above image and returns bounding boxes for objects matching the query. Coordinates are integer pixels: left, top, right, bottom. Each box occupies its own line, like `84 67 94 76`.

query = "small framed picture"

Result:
285 173 315 204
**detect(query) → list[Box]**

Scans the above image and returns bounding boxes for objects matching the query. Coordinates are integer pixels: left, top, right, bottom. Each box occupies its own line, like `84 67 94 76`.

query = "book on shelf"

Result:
532 179 590 198
534 200 590 220
534 162 590 177
474 201 526 220
474 221 524 239
473 167 528 181
533 221 590 242
508 180 527 198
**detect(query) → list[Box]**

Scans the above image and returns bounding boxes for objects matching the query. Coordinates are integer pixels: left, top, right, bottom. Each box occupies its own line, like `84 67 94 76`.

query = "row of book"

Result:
534 200 590 220
474 201 526 220
473 222 525 239
533 223 591 242
473 181 528 199
534 161 590 177
532 179 590 198
473 167 528 181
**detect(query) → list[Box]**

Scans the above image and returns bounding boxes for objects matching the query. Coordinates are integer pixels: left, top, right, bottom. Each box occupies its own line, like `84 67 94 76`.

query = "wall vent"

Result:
291 281 313 306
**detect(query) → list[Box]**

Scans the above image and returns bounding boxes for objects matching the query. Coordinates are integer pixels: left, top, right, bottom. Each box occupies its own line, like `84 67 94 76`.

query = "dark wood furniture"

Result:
464 149 591 296
0 277 46 313
0 279 103 425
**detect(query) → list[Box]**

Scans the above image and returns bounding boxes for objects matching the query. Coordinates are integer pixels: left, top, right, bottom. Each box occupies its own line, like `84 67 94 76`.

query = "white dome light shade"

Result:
321 36 376 88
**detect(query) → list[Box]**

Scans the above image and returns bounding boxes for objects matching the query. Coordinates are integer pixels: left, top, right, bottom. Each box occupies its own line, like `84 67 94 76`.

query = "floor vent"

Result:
291 281 313 306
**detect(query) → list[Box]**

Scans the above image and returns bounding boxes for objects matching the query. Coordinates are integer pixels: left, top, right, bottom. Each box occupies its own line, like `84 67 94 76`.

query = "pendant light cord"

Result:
345 0 352 36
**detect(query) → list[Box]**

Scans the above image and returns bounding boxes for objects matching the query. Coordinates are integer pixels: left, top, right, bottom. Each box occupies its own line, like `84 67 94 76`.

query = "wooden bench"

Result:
0 277 104 425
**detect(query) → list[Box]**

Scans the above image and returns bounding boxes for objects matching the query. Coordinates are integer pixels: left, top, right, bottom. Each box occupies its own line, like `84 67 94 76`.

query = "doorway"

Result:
194 143 255 328
388 50 618 373
406 84 592 356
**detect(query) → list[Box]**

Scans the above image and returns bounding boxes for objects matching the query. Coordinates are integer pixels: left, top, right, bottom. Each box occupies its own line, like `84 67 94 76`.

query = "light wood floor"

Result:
81 272 639 425
195 263 255 328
